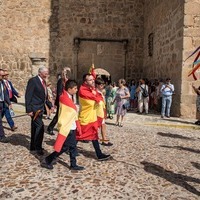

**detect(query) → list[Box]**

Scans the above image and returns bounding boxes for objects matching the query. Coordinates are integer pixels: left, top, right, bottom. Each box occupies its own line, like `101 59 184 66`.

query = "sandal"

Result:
119 123 123 127
115 122 119 126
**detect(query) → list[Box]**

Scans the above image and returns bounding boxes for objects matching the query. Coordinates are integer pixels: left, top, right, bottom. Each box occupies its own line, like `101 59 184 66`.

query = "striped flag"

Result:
185 46 200 80
89 64 96 79
54 91 79 152
77 84 101 141
96 91 106 127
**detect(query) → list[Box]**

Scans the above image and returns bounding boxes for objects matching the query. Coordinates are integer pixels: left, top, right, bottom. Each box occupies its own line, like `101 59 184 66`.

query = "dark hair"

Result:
83 73 92 81
64 79 77 91
95 77 105 85
166 78 171 81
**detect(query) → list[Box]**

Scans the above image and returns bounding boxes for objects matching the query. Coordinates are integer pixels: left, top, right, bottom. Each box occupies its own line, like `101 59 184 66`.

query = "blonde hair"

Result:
118 79 126 86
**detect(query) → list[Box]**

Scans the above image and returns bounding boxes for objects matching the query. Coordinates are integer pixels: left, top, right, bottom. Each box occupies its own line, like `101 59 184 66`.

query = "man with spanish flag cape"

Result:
77 73 111 161
41 80 84 170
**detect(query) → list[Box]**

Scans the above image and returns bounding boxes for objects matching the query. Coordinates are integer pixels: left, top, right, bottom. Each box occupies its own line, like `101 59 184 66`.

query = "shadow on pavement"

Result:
8 133 30 150
141 161 200 196
161 118 194 125
157 132 195 141
77 146 97 160
191 162 200 170
160 145 200 154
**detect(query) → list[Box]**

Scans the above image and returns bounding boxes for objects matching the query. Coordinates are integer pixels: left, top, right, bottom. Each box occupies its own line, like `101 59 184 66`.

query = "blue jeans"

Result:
161 95 172 117
2 105 14 128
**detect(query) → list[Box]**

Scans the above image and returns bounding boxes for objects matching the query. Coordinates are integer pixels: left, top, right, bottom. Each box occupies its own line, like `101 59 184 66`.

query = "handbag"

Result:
122 101 129 109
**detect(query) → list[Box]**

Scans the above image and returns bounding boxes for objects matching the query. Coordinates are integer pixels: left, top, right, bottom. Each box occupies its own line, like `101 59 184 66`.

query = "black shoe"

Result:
81 140 89 143
70 165 85 171
98 154 111 161
101 142 113 146
47 130 55 135
0 136 9 143
41 160 53 170
195 120 200 125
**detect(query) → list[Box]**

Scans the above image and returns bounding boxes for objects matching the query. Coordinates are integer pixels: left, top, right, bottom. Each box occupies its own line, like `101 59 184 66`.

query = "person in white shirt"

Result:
160 78 174 118
136 79 149 114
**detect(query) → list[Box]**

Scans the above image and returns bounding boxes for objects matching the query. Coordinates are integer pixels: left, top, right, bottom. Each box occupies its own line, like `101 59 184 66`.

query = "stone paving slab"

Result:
0 98 200 199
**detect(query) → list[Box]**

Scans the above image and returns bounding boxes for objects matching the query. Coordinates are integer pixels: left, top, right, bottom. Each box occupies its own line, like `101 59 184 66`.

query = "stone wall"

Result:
143 0 184 117
49 0 144 82
182 0 200 118
0 0 51 91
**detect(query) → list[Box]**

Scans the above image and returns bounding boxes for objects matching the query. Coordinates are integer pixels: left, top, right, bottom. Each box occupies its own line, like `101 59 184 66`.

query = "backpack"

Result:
140 85 148 98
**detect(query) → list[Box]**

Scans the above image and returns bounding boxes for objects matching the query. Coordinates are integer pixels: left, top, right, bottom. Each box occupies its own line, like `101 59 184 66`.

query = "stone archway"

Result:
73 38 128 85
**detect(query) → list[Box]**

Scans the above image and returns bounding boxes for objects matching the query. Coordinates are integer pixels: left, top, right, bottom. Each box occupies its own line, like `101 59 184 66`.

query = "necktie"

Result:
42 80 46 89
5 81 12 98
0 83 4 101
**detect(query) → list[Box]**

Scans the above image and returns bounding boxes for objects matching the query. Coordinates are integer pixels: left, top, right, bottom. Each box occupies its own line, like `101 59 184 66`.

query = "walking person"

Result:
25 66 52 156
47 67 71 135
41 80 84 170
136 79 149 114
0 69 12 143
2 70 19 131
113 79 130 127
95 78 113 146
77 73 111 161
192 83 200 125
160 78 174 118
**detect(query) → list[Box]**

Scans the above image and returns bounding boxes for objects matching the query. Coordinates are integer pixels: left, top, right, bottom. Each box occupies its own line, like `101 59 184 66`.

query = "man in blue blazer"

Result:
25 66 52 155
2 70 20 131
0 69 12 143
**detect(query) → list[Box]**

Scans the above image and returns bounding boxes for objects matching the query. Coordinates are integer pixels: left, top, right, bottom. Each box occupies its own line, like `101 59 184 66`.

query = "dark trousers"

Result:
92 140 103 158
0 102 5 138
2 105 14 128
30 114 44 151
46 130 77 167
47 105 59 131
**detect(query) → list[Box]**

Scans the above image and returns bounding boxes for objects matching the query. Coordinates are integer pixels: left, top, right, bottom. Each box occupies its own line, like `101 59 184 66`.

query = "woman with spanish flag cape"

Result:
41 80 84 170
77 73 111 161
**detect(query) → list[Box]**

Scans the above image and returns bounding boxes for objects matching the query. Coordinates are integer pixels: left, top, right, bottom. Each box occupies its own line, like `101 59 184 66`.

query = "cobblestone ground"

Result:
0 101 200 200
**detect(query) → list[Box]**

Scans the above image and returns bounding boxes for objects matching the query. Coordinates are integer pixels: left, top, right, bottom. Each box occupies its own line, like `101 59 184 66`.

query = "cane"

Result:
33 110 41 121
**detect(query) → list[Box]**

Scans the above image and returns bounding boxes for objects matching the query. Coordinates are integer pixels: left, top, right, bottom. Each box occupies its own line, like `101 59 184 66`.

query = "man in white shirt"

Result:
160 78 174 118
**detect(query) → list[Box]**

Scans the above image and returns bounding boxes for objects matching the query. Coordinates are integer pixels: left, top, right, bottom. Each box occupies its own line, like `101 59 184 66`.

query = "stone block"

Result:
29 52 46 59
185 2 200 15
183 37 193 49
184 15 194 26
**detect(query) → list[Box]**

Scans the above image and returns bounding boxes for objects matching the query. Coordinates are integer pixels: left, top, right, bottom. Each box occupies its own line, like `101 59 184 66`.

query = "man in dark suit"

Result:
0 69 12 143
47 67 71 135
25 66 51 155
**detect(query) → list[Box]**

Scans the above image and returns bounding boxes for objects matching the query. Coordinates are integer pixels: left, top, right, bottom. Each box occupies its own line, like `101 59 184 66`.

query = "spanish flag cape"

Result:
96 90 106 127
77 84 101 140
54 91 80 152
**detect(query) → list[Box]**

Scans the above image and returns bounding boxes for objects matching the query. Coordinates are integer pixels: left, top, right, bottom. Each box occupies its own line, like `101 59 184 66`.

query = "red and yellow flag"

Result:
96 91 106 127
89 64 96 79
54 91 79 152
77 84 101 141
185 46 200 80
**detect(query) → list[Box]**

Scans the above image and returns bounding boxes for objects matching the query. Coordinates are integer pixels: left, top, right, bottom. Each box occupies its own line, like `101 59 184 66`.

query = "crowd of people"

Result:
0 66 199 171
105 77 175 118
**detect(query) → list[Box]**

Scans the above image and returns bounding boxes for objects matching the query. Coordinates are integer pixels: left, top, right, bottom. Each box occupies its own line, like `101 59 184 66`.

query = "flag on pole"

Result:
185 46 200 80
89 63 96 79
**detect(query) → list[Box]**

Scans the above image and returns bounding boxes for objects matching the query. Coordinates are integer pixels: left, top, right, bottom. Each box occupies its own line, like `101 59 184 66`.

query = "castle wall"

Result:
143 0 184 117
0 1 51 91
